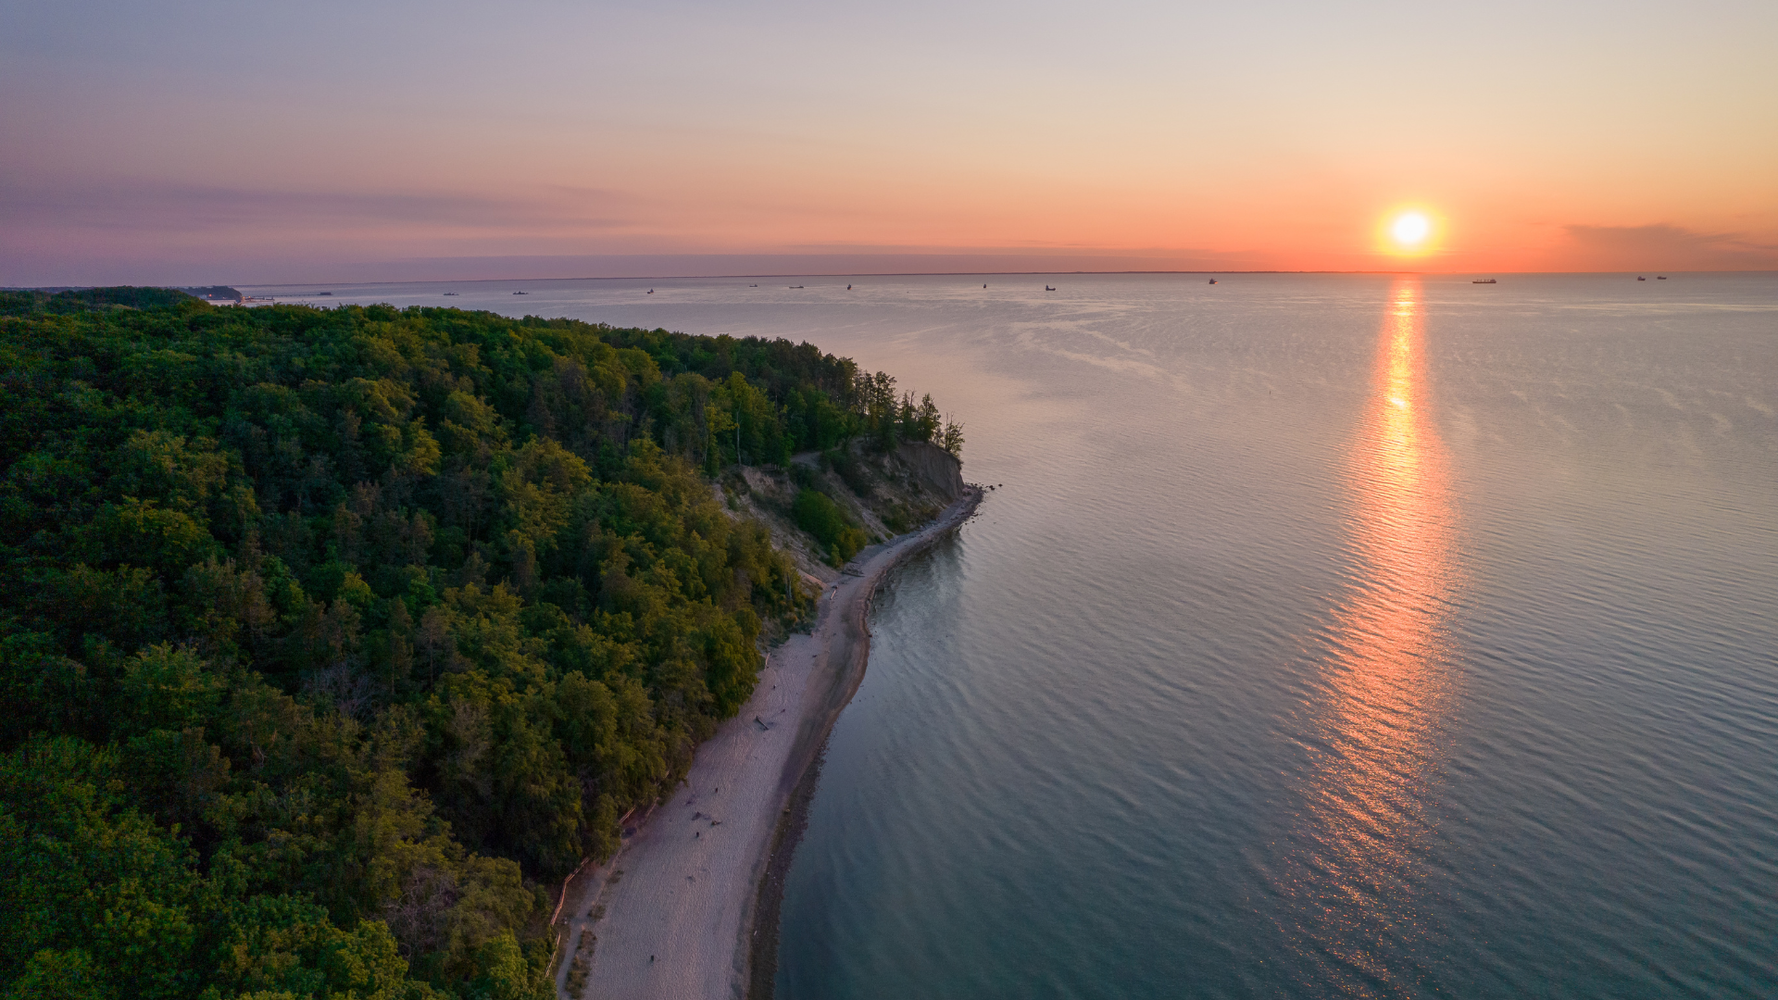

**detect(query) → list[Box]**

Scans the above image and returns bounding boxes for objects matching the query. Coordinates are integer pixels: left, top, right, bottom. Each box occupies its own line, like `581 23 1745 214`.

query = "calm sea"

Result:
244 273 1778 998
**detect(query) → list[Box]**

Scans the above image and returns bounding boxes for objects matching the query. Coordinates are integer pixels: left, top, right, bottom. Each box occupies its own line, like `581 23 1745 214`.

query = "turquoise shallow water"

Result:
246 273 1778 998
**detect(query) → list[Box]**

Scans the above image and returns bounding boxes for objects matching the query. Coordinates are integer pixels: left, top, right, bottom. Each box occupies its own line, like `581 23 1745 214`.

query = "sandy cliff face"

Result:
711 440 962 592
896 441 964 499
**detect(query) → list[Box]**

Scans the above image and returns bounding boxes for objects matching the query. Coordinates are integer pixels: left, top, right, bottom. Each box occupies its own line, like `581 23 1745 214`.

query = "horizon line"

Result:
11 268 1771 293
228 267 1769 288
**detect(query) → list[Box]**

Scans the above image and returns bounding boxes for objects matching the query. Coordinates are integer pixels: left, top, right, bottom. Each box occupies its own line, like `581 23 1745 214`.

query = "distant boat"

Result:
749 284 757 287
514 291 527 295
1657 276 1668 280
983 283 988 288
647 289 653 294
316 291 333 296
1637 276 1646 281
1208 279 1217 284
443 292 458 296
1472 279 1497 284
1045 285 1056 291
847 284 852 290
789 285 804 289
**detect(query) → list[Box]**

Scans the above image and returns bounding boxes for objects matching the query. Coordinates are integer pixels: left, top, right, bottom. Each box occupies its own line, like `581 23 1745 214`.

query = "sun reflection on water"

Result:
1277 279 1462 995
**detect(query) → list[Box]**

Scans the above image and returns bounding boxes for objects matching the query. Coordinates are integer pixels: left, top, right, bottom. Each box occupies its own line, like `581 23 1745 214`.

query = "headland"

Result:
557 485 984 999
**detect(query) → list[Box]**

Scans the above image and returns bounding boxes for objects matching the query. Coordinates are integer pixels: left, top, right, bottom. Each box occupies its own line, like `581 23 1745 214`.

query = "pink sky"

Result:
4 0 1775 284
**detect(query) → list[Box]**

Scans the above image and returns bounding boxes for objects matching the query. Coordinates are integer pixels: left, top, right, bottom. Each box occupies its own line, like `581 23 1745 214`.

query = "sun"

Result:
1378 208 1441 257
1392 212 1431 247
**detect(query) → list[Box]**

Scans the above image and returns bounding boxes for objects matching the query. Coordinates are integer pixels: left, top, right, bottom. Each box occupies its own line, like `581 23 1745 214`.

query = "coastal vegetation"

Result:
791 487 869 565
0 289 960 1000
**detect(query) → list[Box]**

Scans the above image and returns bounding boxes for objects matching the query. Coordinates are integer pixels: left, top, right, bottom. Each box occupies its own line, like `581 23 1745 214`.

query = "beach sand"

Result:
559 487 983 1000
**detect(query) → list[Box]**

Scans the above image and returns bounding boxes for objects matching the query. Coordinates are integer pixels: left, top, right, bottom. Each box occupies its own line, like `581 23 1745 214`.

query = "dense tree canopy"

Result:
0 289 957 1000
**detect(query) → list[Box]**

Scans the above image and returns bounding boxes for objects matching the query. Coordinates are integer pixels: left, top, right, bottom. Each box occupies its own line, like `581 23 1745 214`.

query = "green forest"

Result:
0 288 960 1000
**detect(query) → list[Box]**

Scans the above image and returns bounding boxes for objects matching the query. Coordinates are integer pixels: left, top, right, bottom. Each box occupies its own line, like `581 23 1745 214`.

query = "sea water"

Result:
245 273 1778 998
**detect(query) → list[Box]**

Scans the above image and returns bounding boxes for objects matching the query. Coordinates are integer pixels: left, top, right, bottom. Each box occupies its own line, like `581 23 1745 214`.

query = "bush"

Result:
791 490 867 564
826 447 873 498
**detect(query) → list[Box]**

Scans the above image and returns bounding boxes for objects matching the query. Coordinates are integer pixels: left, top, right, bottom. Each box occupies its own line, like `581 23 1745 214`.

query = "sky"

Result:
4 0 1776 284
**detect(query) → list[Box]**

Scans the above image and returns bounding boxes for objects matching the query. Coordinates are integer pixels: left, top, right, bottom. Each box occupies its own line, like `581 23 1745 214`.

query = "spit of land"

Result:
557 486 983 999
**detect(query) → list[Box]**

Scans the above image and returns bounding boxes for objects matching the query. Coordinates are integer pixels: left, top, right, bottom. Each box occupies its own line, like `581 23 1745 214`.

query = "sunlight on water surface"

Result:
1273 280 1462 994
245 273 1778 998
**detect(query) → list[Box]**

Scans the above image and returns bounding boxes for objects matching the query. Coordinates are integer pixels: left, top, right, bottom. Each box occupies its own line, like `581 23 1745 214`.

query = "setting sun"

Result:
1377 208 1441 258
1392 212 1431 247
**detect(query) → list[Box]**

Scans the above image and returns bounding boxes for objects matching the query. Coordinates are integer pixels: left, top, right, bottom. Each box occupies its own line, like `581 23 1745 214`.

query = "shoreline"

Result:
559 485 984 1000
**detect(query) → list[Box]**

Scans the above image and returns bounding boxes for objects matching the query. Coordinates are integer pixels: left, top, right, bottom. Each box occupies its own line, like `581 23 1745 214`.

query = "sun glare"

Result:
1392 212 1430 247
1377 208 1440 258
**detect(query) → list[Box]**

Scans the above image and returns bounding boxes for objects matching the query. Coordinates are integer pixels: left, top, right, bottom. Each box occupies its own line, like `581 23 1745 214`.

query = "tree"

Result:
941 414 965 457
0 291 952 999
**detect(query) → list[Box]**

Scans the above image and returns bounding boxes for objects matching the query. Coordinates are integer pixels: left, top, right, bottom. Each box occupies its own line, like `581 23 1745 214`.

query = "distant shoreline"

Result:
225 270 1752 292
229 270 1446 289
559 486 984 1000
10 272 1745 297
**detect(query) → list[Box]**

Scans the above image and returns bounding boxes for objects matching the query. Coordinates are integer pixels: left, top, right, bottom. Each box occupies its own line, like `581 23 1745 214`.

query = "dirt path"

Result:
559 487 983 1000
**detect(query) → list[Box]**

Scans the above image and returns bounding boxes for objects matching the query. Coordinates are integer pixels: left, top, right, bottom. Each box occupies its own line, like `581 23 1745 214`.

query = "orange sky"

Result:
3 0 1775 283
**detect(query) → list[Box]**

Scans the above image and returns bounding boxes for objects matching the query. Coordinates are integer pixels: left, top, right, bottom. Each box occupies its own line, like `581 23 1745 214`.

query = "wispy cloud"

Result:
0 180 660 285
0 181 638 234
1561 223 1778 270
779 244 1275 272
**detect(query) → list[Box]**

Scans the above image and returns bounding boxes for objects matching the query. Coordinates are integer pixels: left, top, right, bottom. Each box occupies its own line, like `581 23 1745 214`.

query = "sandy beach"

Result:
558 486 984 1000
